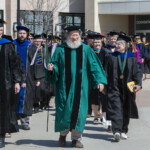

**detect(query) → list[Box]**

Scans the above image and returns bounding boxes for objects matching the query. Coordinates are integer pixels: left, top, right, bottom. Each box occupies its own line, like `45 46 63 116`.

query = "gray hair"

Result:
116 40 129 49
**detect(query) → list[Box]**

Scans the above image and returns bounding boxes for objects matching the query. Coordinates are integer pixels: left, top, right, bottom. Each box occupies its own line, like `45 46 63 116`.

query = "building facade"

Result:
1 0 150 40
85 0 150 41
1 0 85 38
0 0 6 32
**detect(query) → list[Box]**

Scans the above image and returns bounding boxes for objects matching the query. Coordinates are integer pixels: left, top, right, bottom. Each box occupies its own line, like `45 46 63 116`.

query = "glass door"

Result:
135 15 150 42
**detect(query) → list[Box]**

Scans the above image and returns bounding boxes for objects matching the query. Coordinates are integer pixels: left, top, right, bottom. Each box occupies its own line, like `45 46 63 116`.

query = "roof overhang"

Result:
98 0 150 15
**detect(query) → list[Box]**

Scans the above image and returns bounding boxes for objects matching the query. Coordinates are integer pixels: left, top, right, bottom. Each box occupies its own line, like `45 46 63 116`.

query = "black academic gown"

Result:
103 44 116 54
89 48 108 112
144 44 150 74
33 46 45 104
128 42 133 53
22 44 37 116
106 51 142 133
0 40 21 134
33 45 54 105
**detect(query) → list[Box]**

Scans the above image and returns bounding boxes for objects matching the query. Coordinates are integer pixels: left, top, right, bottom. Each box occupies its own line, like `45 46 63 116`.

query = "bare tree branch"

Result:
23 0 68 35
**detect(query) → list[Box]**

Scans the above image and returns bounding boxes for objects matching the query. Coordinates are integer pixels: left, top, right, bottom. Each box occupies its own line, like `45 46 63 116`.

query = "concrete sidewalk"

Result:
2 79 150 150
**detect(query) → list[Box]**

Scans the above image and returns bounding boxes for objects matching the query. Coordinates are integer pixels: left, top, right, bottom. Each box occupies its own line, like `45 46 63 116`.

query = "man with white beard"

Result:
46 26 107 148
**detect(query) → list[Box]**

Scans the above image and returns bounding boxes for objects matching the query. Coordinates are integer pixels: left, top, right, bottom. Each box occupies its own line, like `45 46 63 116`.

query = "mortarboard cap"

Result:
54 36 61 41
93 34 103 40
34 35 43 39
117 34 131 43
29 33 35 37
119 31 126 36
64 26 82 32
86 30 99 35
16 26 29 32
86 30 94 35
100 33 105 37
87 34 94 39
41 33 47 39
134 34 141 38
107 30 119 36
86 30 98 39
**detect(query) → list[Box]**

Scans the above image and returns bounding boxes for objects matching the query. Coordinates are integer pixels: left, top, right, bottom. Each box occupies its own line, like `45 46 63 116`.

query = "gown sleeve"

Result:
105 55 121 102
132 57 142 86
18 54 26 83
144 45 150 60
87 46 107 89
45 47 60 84
8 43 21 83
33 48 45 80
141 43 145 59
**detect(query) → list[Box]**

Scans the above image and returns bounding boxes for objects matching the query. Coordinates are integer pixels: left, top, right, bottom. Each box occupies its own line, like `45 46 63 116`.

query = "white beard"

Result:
66 38 81 49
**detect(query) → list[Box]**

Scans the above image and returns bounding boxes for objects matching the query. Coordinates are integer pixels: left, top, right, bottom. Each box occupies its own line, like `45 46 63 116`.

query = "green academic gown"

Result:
46 43 107 133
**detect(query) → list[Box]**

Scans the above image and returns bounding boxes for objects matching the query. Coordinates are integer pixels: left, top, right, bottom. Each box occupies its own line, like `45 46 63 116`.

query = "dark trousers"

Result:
88 96 92 115
111 100 130 134
0 134 5 138
17 114 29 126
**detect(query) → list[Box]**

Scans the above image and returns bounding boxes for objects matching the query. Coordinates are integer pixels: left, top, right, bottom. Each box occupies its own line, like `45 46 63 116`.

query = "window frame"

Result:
58 12 85 35
0 10 3 19
20 10 53 35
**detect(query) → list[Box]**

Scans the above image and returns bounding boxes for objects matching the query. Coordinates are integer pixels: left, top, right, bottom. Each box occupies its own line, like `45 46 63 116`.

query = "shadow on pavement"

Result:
50 113 55 116
84 126 107 132
46 108 56 111
5 142 14 145
83 133 115 142
86 120 93 124
15 139 73 148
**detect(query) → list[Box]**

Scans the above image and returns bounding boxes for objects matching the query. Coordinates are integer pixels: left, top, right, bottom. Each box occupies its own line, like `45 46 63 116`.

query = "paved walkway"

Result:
2 78 150 150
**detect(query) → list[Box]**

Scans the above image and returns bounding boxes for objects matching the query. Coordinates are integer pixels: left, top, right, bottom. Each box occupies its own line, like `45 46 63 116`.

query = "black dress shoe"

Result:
0 138 5 148
107 125 112 133
34 107 39 113
72 140 84 148
59 135 66 147
22 125 30 130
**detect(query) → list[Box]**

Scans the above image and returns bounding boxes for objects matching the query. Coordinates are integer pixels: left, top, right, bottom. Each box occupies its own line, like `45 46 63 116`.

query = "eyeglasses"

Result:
94 42 101 44
70 34 80 37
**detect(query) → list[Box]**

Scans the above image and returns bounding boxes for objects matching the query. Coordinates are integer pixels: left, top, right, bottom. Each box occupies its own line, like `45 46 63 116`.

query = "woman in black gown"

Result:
106 34 142 141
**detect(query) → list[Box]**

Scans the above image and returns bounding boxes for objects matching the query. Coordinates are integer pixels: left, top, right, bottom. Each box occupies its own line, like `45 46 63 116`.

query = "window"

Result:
0 10 3 19
136 15 150 31
20 10 53 35
58 13 85 35
135 15 150 42
0 10 4 26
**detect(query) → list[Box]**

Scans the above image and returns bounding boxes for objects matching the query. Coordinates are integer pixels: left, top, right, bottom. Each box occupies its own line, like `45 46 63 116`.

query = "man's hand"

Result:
36 81 40 87
48 63 54 71
134 85 141 93
97 83 104 93
142 58 144 63
21 83 26 88
15 83 20 94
